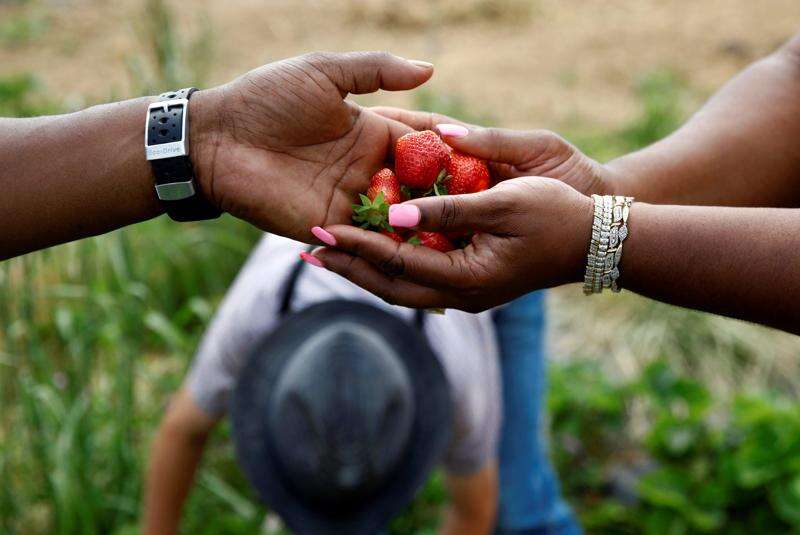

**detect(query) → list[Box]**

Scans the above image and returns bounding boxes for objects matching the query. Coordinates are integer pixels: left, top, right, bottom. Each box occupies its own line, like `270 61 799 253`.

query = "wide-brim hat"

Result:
231 300 453 535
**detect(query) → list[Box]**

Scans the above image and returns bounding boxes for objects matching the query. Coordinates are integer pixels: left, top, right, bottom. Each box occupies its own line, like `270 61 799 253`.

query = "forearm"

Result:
143 424 209 535
0 98 161 258
143 389 216 535
605 34 800 207
0 91 219 260
620 204 800 333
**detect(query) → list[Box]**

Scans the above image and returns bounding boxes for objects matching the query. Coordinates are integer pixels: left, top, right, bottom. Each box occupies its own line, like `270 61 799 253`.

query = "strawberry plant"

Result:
549 359 800 534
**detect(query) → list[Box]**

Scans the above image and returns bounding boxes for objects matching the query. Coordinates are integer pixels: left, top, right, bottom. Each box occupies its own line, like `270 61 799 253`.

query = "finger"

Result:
488 161 523 180
358 108 417 160
387 189 511 234
441 126 567 167
369 106 473 131
320 225 474 289
381 115 415 157
312 248 457 309
370 107 523 180
305 51 434 96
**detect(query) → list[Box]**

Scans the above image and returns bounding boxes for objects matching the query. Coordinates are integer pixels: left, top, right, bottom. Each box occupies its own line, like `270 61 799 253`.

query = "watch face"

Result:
148 103 184 145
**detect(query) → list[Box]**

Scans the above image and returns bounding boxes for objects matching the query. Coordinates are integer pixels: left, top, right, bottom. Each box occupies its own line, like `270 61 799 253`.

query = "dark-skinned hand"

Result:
311 176 594 312
189 54 433 242
300 110 615 311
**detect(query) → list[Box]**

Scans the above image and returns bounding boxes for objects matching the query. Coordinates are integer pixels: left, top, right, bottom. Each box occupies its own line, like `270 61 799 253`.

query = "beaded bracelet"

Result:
583 195 633 295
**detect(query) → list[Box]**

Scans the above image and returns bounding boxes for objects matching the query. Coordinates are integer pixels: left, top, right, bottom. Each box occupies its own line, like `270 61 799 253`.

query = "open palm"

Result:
192 53 432 242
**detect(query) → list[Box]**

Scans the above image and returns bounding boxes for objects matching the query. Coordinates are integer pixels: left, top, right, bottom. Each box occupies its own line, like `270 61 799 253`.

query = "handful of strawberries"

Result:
352 130 490 251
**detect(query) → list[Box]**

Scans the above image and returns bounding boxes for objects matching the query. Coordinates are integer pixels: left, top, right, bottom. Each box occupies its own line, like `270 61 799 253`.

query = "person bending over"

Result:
142 234 501 535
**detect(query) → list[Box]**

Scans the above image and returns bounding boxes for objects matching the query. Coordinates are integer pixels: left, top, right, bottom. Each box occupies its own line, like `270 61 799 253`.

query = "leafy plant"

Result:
549 359 800 534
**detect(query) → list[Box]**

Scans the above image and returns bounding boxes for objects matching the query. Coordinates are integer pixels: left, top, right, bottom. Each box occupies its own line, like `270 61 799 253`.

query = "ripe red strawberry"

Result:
395 130 451 190
381 230 404 243
353 168 403 231
409 231 455 252
367 168 402 205
446 151 490 195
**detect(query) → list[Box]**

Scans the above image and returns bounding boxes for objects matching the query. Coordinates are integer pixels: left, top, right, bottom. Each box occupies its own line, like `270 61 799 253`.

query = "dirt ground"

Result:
1 0 798 131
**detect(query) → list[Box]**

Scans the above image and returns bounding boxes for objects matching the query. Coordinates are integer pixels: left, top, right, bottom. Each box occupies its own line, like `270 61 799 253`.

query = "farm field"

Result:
2 1 800 533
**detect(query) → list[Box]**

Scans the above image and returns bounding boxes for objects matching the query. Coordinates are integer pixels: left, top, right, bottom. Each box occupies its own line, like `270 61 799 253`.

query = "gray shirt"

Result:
186 234 501 475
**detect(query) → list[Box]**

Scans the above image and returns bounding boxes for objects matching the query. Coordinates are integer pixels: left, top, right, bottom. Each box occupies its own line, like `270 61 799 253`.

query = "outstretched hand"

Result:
369 107 617 195
190 54 433 242
311 177 593 312
300 109 619 311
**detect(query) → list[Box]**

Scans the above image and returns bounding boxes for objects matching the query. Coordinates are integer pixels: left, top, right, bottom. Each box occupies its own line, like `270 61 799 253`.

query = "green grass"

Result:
0 217 263 533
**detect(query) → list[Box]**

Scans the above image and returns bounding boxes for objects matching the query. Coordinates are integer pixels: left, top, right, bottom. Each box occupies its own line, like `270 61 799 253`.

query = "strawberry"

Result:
446 151 490 195
367 168 402 205
395 130 451 190
408 231 455 253
381 230 404 243
352 168 403 231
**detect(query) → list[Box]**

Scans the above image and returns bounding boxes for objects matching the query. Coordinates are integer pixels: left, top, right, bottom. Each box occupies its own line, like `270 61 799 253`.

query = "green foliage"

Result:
571 68 688 162
620 69 687 149
126 0 215 94
0 73 56 117
549 359 800 534
0 217 262 533
0 11 48 48
352 192 394 231
389 471 447 534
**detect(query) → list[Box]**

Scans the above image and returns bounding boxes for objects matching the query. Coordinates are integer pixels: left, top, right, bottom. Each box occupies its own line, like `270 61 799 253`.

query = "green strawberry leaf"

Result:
408 236 421 245
352 191 392 231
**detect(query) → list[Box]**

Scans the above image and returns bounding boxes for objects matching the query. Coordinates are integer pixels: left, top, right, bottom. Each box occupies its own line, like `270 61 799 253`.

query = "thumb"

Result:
436 125 568 167
305 51 434 96
387 190 506 234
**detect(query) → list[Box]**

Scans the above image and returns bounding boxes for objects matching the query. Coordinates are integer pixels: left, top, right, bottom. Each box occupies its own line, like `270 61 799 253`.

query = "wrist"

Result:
188 88 224 205
595 160 631 197
563 192 596 285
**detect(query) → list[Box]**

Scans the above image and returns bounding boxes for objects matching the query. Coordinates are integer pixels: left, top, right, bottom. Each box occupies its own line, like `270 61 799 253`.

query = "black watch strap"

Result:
146 88 221 222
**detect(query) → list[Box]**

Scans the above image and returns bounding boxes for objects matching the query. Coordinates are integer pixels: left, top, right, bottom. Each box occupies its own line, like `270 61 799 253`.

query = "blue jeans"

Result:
493 291 581 535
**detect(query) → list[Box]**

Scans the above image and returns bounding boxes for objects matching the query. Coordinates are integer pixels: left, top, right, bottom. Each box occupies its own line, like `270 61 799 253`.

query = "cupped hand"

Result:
189 53 433 241
370 107 617 195
310 177 594 312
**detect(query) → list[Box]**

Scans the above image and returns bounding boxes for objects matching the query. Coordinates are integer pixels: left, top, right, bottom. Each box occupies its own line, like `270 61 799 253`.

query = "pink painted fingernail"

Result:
388 204 421 228
408 59 434 69
437 123 469 138
311 226 337 246
299 252 324 268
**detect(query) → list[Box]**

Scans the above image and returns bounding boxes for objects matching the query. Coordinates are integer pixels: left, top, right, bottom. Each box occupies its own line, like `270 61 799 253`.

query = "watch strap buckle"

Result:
155 180 196 201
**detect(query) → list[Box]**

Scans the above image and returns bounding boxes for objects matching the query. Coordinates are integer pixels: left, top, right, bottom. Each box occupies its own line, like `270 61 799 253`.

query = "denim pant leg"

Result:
493 291 581 535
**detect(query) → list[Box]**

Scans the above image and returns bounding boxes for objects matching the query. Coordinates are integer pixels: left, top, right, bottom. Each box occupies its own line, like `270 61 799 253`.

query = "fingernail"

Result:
299 252 324 268
408 59 434 69
388 204 421 228
437 123 469 138
311 226 337 246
